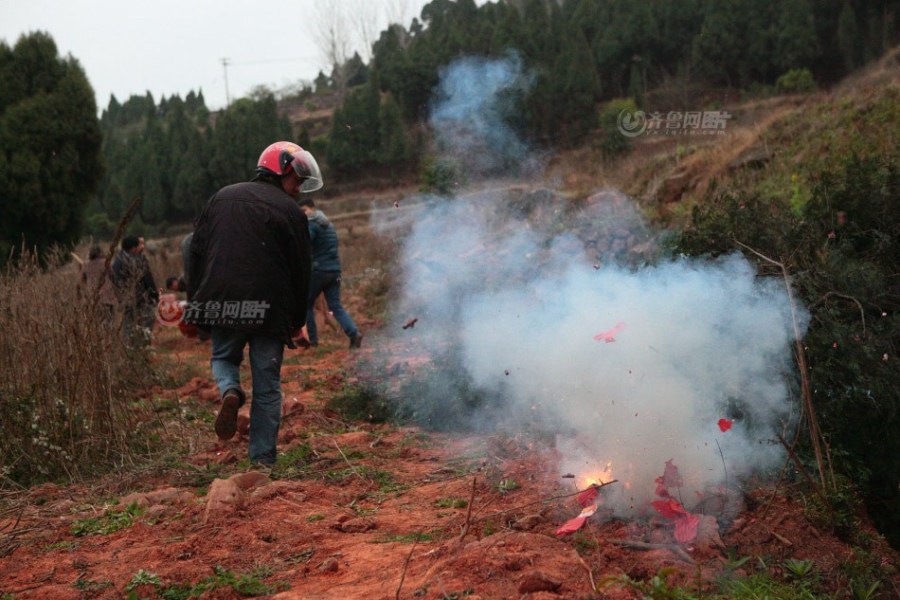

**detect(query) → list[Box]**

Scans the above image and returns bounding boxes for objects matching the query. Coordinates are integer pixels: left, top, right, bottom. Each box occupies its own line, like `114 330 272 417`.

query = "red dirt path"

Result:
1 326 897 599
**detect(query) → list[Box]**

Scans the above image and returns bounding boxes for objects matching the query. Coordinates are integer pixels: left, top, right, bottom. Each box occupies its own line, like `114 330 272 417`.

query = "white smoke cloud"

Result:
371 56 807 517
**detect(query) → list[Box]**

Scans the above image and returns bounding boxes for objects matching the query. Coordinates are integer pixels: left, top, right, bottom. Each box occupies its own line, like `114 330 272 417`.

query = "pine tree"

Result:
0 32 102 264
837 1 860 71
378 93 408 170
774 0 820 72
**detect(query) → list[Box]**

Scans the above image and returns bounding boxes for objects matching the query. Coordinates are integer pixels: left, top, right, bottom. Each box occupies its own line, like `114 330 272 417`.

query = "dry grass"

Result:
0 249 159 488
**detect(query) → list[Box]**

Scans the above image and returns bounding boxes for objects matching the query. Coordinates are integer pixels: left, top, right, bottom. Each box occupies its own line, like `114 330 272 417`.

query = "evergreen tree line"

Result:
89 91 292 235
0 32 102 262
327 0 898 175
90 0 898 232
4 0 898 248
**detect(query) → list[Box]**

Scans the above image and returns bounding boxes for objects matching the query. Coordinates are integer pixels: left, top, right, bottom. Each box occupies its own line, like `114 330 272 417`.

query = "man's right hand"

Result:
291 327 311 349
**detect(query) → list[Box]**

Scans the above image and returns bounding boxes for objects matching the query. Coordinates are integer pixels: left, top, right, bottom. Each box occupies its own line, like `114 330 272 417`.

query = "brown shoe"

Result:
349 333 363 349
215 389 242 440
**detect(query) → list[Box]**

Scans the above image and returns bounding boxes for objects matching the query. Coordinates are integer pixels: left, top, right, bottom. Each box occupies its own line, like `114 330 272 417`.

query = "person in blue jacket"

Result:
298 197 363 349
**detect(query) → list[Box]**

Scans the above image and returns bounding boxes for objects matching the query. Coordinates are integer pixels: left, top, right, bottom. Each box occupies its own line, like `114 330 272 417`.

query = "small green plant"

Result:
306 513 325 522
783 558 815 580
157 565 288 599
850 579 881 600
601 569 695 599
434 497 468 509
374 531 434 543
325 465 408 495
44 540 79 552
73 577 112 592
126 569 162 591
272 443 315 478
571 531 599 555
497 478 520 494
71 503 144 537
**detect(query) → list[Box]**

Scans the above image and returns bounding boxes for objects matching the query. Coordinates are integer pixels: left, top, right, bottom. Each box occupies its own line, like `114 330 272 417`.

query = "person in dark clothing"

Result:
298 197 362 349
112 235 159 340
186 141 322 466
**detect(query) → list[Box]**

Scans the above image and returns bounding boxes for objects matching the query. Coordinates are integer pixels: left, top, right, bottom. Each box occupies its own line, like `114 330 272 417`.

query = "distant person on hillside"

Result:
186 141 321 466
298 197 363 349
112 235 159 341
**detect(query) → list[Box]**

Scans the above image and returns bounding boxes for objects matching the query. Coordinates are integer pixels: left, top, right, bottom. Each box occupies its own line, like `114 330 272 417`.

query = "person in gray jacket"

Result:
298 197 362 349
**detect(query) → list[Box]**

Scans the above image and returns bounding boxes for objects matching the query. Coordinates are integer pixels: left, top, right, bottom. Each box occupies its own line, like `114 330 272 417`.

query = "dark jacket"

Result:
307 210 341 272
112 250 158 309
186 179 312 345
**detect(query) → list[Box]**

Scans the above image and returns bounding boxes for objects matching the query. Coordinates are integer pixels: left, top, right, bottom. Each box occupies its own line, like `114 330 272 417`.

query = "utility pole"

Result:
221 57 231 107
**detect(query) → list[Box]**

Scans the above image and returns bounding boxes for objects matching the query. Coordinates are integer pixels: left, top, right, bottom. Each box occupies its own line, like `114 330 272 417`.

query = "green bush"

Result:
776 68 818 94
598 97 639 156
327 382 393 423
677 153 899 546
419 156 461 196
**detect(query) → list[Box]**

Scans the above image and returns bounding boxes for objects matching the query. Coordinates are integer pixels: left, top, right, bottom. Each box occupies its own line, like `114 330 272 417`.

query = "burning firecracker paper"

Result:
651 460 700 544
556 485 602 537
594 321 626 343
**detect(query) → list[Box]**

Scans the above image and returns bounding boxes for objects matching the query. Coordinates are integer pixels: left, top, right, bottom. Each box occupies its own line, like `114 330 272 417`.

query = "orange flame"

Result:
578 461 614 489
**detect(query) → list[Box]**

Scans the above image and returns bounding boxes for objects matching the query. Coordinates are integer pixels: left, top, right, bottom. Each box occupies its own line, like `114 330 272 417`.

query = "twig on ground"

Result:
457 476 477 543
735 239 828 489
577 554 596 591
333 440 368 485
607 539 695 564
470 480 618 525
395 532 420 600
777 434 833 513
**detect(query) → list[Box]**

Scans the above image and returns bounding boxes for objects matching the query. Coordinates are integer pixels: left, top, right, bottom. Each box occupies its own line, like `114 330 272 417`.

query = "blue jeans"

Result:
210 327 284 464
306 270 358 345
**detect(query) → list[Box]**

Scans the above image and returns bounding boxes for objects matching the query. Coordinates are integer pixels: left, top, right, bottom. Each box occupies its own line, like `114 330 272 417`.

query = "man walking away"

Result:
187 141 322 466
298 197 363 349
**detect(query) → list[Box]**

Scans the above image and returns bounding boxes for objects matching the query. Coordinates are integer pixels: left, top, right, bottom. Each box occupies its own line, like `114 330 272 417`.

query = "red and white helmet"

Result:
257 141 323 193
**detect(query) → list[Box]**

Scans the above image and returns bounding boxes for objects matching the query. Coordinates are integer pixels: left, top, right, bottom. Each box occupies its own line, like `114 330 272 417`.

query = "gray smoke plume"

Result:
371 56 807 517
429 53 537 178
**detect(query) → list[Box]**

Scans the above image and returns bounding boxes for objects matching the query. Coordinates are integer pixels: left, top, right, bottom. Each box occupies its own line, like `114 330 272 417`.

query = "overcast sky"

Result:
0 0 436 112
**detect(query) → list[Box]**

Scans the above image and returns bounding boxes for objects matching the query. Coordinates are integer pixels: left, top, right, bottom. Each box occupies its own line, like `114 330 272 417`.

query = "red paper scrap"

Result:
718 418 733 432
555 516 588 536
576 485 599 508
556 504 598 536
594 321 626 343
674 513 702 544
654 459 683 497
652 460 700 544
